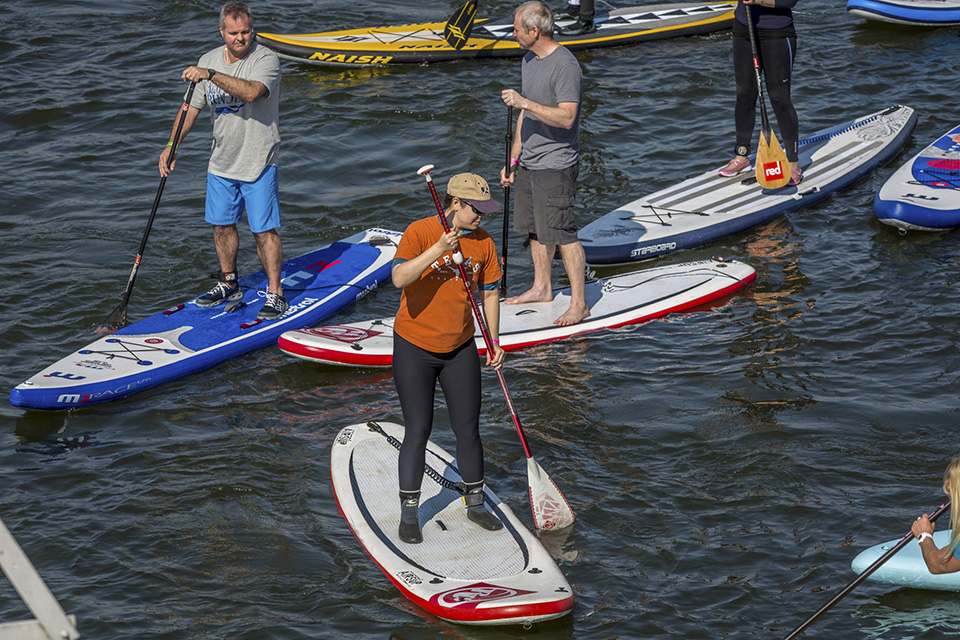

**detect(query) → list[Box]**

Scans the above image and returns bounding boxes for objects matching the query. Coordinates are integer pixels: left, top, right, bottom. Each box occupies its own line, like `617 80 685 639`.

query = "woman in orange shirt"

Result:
391 173 507 544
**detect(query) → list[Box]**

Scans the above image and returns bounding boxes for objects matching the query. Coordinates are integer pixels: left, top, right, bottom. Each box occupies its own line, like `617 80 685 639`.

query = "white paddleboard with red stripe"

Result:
279 258 755 366
331 421 574 626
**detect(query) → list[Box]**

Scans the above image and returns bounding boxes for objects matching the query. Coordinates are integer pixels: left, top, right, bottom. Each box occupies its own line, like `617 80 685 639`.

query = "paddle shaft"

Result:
744 5 775 139
500 105 514 300
119 82 197 311
782 501 951 640
420 169 534 459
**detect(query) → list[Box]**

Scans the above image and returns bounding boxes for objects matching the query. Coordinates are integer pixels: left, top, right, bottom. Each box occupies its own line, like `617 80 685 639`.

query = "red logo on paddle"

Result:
432 582 535 608
762 161 785 180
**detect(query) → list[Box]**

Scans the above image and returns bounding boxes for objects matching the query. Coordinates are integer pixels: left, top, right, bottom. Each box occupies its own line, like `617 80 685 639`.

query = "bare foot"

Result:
504 287 553 305
554 305 590 327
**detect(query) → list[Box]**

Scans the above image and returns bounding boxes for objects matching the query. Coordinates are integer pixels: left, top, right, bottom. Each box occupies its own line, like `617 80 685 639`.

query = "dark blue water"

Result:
3 1 960 638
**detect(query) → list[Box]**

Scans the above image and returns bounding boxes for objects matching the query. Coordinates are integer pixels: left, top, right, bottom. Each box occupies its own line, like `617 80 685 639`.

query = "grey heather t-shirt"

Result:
188 42 281 182
519 45 581 171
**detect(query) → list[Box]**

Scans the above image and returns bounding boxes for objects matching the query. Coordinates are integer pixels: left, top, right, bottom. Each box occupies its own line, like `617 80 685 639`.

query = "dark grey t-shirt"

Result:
519 45 581 171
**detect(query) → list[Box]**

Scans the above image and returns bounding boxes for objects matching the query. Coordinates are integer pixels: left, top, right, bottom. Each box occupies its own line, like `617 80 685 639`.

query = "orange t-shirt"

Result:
393 215 502 353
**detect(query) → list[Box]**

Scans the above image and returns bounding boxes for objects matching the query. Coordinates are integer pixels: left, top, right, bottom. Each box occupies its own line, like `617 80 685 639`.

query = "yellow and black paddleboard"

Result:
256 2 735 67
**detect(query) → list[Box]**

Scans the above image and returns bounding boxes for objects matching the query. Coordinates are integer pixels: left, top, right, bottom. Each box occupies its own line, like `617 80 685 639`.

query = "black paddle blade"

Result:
92 303 127 336
443 0 478 50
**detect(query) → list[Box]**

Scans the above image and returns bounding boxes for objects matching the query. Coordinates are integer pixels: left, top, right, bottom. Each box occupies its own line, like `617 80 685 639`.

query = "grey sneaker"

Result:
196 280 242 308
258 292 288 320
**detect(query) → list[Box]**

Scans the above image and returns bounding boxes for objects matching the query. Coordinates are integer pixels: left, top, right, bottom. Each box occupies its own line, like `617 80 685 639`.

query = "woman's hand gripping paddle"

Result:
745 5 790 190
417 164 575 531
782 501 951 640
93 82 197 336
443 0 479 50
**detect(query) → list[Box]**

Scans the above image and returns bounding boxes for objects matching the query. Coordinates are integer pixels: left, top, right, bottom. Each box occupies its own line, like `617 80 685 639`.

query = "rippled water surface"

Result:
3 1 960 638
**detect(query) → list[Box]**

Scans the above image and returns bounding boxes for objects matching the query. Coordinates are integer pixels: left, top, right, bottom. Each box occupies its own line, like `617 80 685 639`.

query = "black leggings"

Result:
394 333 484 492
732 20 799 162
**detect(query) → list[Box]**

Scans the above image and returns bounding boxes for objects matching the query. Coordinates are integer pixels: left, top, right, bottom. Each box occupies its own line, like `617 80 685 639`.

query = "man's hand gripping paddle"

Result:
417 164 575 531
443 0 479 50
745 5 790 190
93 82 197 336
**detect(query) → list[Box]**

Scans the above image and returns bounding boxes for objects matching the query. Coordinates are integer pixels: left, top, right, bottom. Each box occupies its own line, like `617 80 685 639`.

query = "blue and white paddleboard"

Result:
852 529 960 591
9 228 402 410
846 0 960 26
579 105 917 266
332 421 574 625
875 125 960 232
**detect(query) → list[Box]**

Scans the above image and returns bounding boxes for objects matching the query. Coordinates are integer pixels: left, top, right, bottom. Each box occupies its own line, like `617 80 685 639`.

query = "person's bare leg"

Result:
253 228 284 295
504 238 554 305
213 224 240 274
554 241 589 326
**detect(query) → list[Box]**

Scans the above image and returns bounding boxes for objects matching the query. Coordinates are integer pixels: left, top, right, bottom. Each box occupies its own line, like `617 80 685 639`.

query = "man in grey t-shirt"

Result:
158 1 287 321
500 1 589 327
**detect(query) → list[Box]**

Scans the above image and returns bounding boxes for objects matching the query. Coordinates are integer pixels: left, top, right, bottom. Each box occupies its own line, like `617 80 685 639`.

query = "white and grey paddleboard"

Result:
279 258 755 366
331 421 574 625
580 105 917 265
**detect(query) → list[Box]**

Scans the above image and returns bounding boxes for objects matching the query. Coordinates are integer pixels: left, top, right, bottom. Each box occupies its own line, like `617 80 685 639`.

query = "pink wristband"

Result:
510 158 519 165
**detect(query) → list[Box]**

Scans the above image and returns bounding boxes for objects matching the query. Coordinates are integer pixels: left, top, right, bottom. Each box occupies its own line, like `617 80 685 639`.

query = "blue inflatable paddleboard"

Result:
846 0 960 26
874 125 960 231
10 228 402 410
851 529 960 591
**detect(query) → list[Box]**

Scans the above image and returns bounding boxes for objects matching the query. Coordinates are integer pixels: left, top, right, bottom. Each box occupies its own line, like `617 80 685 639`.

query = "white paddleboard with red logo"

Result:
331 421 574 626
579 105 917 265
278 258 756 366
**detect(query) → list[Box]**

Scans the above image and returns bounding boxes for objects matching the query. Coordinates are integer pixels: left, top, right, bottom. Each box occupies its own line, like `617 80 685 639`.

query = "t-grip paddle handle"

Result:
417 164 463 264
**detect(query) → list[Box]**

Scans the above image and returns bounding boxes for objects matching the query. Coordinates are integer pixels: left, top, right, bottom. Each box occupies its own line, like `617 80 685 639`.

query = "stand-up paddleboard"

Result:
875 125 960 232
332 421 574 625
851 529 960 591
9 229 403 410
580 105 917 266
255 2 734 67
278 258 755 367
846 0 960 26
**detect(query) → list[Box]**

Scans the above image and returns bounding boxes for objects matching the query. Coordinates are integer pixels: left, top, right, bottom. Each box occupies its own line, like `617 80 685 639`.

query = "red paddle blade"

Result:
527 457 575 531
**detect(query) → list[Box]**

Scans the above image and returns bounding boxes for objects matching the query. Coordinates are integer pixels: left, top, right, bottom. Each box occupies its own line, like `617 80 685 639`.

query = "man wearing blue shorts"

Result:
159 1 287 320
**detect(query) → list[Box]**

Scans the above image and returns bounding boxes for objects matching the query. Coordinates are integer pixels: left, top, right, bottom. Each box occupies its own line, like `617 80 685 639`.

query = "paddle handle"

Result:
417 165 534 460
782 501 951 640
120 81 197 308
500 105 514 300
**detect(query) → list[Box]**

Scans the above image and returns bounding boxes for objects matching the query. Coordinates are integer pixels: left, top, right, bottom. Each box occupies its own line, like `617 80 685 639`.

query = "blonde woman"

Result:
911 456 960 574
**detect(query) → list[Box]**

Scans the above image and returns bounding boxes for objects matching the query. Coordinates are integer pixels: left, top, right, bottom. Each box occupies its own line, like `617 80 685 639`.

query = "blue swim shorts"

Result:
205 165 280 234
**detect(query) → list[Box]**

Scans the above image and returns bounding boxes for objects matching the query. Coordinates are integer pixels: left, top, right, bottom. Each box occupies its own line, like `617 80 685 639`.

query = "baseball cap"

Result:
446 173 502 215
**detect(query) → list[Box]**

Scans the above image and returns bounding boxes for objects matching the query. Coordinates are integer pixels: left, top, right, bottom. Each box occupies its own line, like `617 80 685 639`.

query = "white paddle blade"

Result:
526 457 575 531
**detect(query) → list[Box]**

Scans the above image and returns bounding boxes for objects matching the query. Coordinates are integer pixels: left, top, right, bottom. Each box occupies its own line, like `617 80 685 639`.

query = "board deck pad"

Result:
278 258 756 367
851 529 960 591
9 229 402 410
875 124 960 231
332 421 574 625
256 2 734 66
579 105 918 265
